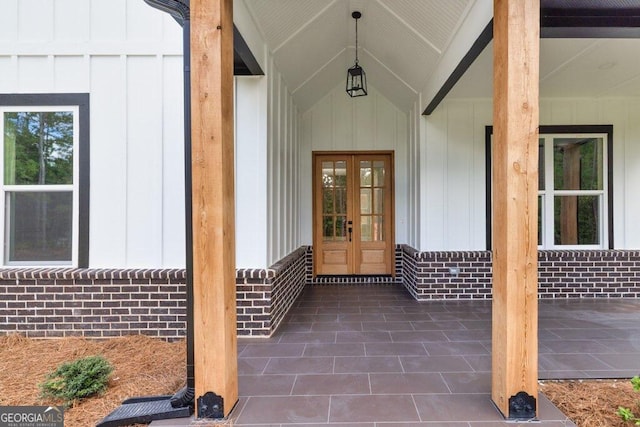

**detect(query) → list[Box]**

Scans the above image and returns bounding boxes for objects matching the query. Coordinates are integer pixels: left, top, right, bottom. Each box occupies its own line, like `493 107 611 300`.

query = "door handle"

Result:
347 220 353 242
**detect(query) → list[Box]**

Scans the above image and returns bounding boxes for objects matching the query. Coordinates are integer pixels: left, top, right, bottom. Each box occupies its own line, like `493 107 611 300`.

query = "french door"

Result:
313 152 394 275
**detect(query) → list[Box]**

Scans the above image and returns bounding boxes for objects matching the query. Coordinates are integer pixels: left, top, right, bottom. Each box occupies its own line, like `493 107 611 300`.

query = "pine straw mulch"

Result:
0 334 186 427
1 334 639 427
540 379 639 427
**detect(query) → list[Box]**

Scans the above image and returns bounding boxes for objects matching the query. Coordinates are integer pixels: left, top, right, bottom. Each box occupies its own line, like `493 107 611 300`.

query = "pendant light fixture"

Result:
346 11 367 97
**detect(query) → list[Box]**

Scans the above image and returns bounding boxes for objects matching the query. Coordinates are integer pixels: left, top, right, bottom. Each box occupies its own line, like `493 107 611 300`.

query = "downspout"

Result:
142 0 195 403
182 16 195 393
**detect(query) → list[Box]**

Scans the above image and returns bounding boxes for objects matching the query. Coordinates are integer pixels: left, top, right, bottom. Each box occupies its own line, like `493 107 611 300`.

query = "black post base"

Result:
508 391 537 420
197 391 224 419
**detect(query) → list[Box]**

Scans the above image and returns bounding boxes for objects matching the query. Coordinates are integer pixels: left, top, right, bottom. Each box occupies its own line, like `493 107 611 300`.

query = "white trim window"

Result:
0 106 80 266
538 133 608 249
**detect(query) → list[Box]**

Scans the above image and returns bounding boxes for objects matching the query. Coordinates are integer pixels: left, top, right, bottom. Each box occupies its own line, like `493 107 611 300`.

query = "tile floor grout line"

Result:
440 371 454 394
169 288 639 427
410 394 423 422
289 374 297 396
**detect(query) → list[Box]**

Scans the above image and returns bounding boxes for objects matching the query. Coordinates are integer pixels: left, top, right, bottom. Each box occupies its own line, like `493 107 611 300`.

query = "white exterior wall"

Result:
234 0 301 268
265 58 300 266
407 98 422 249
0 0 186 268
421 97 640 251
0 0 300 269
7 1 640 270
299 86 409 246
235 76 269 268
421 99 490 251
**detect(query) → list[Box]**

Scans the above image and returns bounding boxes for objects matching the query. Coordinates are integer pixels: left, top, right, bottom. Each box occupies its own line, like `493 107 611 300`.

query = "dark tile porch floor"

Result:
153 284 640 426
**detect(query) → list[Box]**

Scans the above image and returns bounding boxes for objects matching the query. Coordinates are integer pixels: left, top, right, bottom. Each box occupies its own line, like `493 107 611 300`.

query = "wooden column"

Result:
190 0 238 418
491 0 539 420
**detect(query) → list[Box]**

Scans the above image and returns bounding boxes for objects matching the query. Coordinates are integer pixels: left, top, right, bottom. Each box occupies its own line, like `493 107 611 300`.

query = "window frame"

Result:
485 125 613 250
0 94 90 267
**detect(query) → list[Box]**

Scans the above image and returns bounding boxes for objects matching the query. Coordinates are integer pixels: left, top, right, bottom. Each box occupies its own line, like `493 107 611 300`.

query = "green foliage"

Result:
4 111 74 185
39 356 113 406
617 376 640 425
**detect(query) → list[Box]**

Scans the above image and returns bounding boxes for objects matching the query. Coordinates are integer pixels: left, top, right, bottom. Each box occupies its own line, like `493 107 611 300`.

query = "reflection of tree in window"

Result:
359 160 384 242
553 138 602 245
4 111 74 261
6 112 73 185
321 161 347 241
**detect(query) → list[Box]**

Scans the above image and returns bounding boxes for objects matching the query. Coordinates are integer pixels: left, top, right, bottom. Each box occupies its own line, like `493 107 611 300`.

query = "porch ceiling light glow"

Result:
346 11 367 98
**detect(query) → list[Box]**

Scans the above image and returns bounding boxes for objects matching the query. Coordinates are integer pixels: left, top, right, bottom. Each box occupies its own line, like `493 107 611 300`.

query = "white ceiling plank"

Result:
362 47 418 95
374 0 442 55
539 39 603 83
244 0 476 112
244 0 335 50
292 48 346 94
272 1 348 91
541 39 640 98
273 0 340 54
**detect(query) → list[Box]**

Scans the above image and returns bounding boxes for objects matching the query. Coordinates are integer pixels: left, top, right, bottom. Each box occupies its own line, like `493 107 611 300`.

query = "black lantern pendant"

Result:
346 11 367 97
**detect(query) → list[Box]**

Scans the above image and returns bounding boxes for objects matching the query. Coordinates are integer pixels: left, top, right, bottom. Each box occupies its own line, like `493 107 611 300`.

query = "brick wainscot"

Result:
1 246 639 339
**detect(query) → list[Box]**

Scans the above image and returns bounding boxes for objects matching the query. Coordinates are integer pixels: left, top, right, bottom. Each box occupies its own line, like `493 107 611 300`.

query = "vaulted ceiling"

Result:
243 0 474 112
242 0 640 113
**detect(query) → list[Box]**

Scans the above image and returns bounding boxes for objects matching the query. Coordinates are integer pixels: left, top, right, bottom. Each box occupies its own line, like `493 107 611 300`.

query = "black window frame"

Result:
485 124 613 250
0 93 90 267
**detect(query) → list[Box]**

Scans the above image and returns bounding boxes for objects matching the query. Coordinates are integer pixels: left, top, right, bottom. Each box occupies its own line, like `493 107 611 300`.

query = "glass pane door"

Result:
313 152 394 276
322 160 348 242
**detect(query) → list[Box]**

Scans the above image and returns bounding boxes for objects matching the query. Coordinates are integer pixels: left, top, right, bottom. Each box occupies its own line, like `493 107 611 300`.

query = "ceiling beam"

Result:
541 6 640 37
422 20 492 115
234 25 264 76
423 2 640 115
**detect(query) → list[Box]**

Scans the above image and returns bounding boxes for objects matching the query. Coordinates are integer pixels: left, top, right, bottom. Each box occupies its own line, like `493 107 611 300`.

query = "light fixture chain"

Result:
355 16 359 64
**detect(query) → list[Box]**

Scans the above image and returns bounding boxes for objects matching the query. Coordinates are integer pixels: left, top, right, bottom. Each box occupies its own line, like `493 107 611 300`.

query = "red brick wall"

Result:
236 246 307 336
0 246 309 339
0 269 187 339
399 246 640 299
2 247 638 339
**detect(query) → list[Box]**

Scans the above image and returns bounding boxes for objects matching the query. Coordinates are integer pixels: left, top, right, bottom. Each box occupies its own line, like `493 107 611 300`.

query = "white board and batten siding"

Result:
423 97 640 251
406 97 423 250
420 99 490 251
7 2 640 271
0 0 186 268
0 0 306 269
299 85 410 247
236 59 300 268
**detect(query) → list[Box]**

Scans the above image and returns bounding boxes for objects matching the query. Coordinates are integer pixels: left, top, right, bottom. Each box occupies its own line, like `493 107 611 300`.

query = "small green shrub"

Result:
39 355 113 406
617 376 640 425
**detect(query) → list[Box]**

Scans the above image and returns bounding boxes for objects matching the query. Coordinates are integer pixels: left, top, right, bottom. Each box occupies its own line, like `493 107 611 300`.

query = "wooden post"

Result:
190 0 238 419
492 0 539 420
